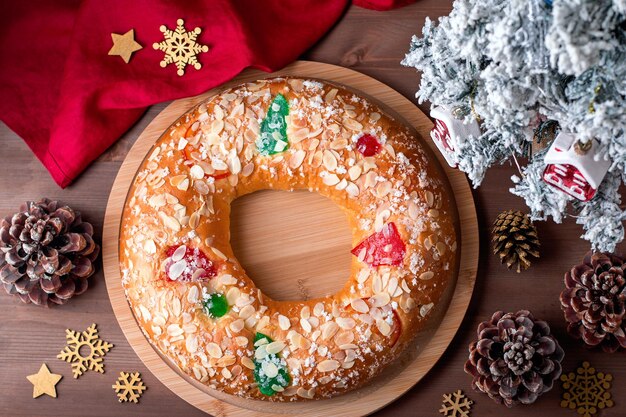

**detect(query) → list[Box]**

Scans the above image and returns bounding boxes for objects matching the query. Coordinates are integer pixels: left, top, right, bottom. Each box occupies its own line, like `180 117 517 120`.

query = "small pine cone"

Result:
0 198 99 306
560 252 626 352
492 210 540 273
464 310 564 407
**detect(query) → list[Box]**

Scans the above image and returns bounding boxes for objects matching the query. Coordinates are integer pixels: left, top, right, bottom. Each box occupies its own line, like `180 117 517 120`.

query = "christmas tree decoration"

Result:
439 389 474 417
257 94 289 155
108 29 142 63
430 106 481 168
0 198 100 306
202 292 228 318
492 210 540 272
152 19 209 77
253 332 290 396
351 222 406 267
402 0 626 252
57 323 113 378
164 245 216 282
464 310 564 407
560 361 614 417
543 133 610 202
26 363 62 399
560 252 626 352
112 371 147 403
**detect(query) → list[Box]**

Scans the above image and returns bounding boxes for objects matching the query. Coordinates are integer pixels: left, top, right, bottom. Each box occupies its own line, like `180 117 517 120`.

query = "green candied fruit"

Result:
252 332 291 396
256 94 289 155
202 293 228 318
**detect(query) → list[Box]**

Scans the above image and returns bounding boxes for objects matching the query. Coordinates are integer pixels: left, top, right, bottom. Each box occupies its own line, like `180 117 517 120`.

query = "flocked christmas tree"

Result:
402 0 626 252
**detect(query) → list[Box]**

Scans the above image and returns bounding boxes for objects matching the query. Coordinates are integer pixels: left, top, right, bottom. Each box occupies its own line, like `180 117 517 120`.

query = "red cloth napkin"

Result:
0 0 414 187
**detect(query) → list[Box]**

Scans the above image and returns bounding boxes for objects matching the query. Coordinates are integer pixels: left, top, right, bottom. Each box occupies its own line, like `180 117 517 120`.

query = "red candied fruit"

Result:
351 222 406 267
165 245 217 282
356 134 382 157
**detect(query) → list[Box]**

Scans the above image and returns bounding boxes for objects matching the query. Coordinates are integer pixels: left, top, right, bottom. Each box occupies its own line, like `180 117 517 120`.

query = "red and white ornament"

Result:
542 132 610 201
429 105 481 168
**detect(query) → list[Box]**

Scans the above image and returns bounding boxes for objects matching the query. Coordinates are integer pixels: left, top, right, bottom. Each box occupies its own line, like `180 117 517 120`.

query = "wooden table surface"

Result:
1 2 624 416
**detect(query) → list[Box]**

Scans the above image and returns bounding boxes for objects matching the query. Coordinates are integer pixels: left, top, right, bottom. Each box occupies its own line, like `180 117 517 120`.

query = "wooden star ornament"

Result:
27 363 62 399
108 29 143 63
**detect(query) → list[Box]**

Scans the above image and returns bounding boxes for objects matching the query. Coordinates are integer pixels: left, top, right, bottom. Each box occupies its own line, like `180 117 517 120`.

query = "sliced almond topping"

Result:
177 178 190 191
167 324 183 337
370 292 391 307
158 212 180 232
428 209 440 218
144 239 157 254
343 118 363 131
334 330 354 346
229 319 245 333
376 181 392 198
226 287 241 305
190 164 205 179
263 362 279 378
321 321 339 340
168 260 187 280
242 162 254 177
323 150 338 171
336 317 356 330
235 335 249 347
376 319 392 336
369 112 381 122
420 271 434 280
278 315 291 331
241 356 255 370
289 150 306 170
219 274 237 286
408 201 419 220
324 88 338 103
292 128 310 143
300 317 312 333
239 304 255 319
207 342 223 358
348 165 362 182
345 182 360 197
187 286 199 303
322 173 340 186
436 242 447 255
387 277 399 297
420 302 434 318
313 302 325 317
317 359 340 372
350 298 369 313
425 190 434 207
265 340 286 354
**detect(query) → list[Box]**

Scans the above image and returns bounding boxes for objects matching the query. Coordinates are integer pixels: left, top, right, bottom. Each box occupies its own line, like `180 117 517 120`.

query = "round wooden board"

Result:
103 61 478 416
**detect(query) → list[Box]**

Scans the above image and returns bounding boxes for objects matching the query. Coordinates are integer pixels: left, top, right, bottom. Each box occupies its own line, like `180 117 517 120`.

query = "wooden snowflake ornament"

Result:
112 372 147 403
153 19 209 76
57 323 113 378
439 389 473 417
561 362 614 417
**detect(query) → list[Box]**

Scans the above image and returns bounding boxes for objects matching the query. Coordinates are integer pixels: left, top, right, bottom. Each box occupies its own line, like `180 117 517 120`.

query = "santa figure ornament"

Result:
429 106 481 168
542 132 610 201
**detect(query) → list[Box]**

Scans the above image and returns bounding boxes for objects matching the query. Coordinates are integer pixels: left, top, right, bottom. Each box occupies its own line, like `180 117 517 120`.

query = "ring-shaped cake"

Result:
120 78 459 400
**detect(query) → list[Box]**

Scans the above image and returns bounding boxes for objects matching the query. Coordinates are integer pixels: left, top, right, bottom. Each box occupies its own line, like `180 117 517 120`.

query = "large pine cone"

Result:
560 252 626 352
492 210 540 273
0 198 99 306
464 310 564 407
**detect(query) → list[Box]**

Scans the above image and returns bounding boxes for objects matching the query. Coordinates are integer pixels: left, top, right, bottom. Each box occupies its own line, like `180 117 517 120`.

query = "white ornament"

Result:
542 131 610 202
429 105 481 168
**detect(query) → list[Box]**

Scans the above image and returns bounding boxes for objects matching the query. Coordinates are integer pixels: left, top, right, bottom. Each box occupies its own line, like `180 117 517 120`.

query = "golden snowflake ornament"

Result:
152 18 209 76
112 371 147 403
561 362 614 417
439 389 473 417
57 323 113 378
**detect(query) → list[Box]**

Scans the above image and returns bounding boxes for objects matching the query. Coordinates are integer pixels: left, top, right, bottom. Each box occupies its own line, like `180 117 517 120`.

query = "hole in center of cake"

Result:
230 190 353 301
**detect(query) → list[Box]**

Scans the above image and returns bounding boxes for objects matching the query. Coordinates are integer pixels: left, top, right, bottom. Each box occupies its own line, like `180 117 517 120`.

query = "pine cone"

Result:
0 198 99 306
560 252 626 352
492 210 540 272
464 310 564 407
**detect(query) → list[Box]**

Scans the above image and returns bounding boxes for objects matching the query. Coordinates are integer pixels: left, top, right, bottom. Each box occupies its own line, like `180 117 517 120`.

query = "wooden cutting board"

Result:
102 61 478 416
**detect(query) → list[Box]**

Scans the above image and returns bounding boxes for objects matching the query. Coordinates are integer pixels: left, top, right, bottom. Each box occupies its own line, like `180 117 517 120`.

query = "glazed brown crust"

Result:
119 78 459 400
